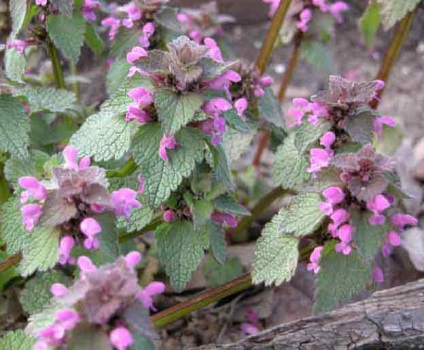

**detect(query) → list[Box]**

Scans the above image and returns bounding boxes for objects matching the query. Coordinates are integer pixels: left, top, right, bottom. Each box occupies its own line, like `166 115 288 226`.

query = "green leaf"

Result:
0 251 18 292
0 94 30 159
51 0 74 16
111 28 141 58
208 143 234 189
155 7 184 32
85 23 104 55
46 12 86 63
117 204 154 233
351 209 388 260
359 1 381 49
20 270 70 315
70 112 132 162
10 0 27 36
0 330 35 350
258 87 285 129
377 0 420 30
272 133 309 189
344 109 376 144
294 120 331 152
202 256 243 287
184 193 213 228
5 46 26 82
252 218 299 286
301 41 332 72
222 109 250 134
156 221 210 292
1 197 27 254
213 195 250 216
68 325 112 350
19 227 61 277
222 128 254 163
208 220 226 264
101 74 154 113
275 193 325 236
16 86 76 113
154 89 204 135
106 59 130 96
133 124 206 208
314 242 373 314
123 301 157 344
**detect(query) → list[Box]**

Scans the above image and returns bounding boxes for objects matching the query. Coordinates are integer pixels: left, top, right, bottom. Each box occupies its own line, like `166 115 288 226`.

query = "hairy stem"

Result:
0 163 11 204
370 9 416 109
256 0 293 75
253 31 303 167
106 158 137 178
47 41 66 90
0 253 22 273
70 62 80 101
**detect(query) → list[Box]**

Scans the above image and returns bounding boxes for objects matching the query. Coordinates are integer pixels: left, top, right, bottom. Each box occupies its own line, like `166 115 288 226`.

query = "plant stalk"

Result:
106 158 138 178
0 253 22 273
370 9 416 109
70 62 80 101
47 41 66 90
256 0 293 75
0 163 11 204
253 31 303 167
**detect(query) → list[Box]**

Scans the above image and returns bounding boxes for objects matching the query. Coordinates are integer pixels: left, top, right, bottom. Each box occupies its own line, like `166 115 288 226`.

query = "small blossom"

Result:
367 194 391 226
128 87 154 107
373 116 395 140
18 176 47 202
102 17 121 40
137 174 146 194
307 148 332 174
330 208 350 229
390 214 418 231
371 266 384 283
55 309 81 331
139 22 155 48
126 46 148 64
203 98 232 117
204 37 223 62
125 106 151 124
51 283 68 297
329 2 349 23
307 246 323 273
320 131 336 156
312 0 328 11
323 186 345 205
260 76 273 87
77 256 97 273
7 39 28 54
297 8 312 32
111 188 141 217
80 217 102 250
235 98 248 120
110 326 133 350
335 241 352 255
21 203 42 231
211 212 237 228
125 251 142 269
137 281 165 310
82 0 101 21
205 70 241 98
35 0 47 6
59 236 75 265
307 102 328 125
337 224 353 243
163 210 175 222
159 135 178 162
241 322 259 336
263 0 280 17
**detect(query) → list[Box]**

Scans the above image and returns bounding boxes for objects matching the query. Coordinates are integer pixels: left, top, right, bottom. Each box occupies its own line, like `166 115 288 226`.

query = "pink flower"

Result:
111 188 141 217
125 251 142 269
307 148 332 174
335 241 352 255
136 174 146 194
110 326 133 350
307 102 328 125
21 203 42 231
371 266 384 283
51 283 68 297
320 131 336 156
62 145 91 171
18 176 47 202
102 17 121 40
59 236 75 265
297 8 312 32
323 186 345 205
163 210 175 222
77 256 97 273
286 98 309 128
205 70 241 99
7 39 28 54
55 309 81 331
80 217 102 250
390 214 417 231
328 1 349 23
204 37 223 62
203 98 232 118
177 12 194 25
137 281 165 310
128 87 153 107
235 98 248 120
126 46 148 64
263 0 280 17
35 0 47 6
211 212 238 228
125 106 150 124
241 322 259 336
382 230 402 257
312 0 328 12
139 22 155 48
82 0 100 21
307 246 323 273
159 135 178 162
373 116 395 140
260 76 273 87
337 224 353 243
367 194 391 226
330 208 350 229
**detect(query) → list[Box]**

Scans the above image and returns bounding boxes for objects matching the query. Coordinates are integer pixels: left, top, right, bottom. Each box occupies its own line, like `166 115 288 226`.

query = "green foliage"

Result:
133 124 206 208
111 28 141 58
5 46 26 82
67 325 112 350
20 270 70 314
344 109 376 144
46 12 86 63
9 0 27 36
156 221 210 292
16 86 77 113
51 0 74 16
377 0 420 30
117 204 154 233
154 89 205 135
276 193 325 236
0 330 35 350
301 41 332 72
0 95 30 159
19 227 61 277
294 120 331 152
1 197 28 254
71 112 132 162
359 1 381 49
106 59 130 96
222 109 251 134
252 218 300 286
207 220 226 264
202 256 243 287
313 242 373 314
213 195 250 216
351 209 388 260
272 133 309 189
184 193 213 228
258 87 285 129
0 251 17 292
222 128 255 163
85 23 105 55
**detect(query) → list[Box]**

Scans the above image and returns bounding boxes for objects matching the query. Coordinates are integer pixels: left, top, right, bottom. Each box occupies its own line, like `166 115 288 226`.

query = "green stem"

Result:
118 217 162 243
370 8 416 109
47 41 66 89
106 158 137 178
70 62 80 101
256 0 293 74
0 163 11 204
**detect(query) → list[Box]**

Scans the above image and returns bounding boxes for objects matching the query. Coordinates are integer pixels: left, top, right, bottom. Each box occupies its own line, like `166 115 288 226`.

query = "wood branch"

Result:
194 279 424 349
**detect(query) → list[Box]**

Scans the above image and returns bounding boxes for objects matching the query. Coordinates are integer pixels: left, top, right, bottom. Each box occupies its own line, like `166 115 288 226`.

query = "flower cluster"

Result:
18 146 141 265
176 1 235 43
263 0 349 30
300 76 418 282
32 252 164 350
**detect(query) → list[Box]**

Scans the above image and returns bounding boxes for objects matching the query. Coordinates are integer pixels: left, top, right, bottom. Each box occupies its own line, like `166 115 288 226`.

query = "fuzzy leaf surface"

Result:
5 47 26 82
0 330 35 350
10 0 27 35
258 87 285 128
359 1 381 49
377 0 420 30
1 197 28 254
16 86 76 113
156 221 210 292
208 220 226 265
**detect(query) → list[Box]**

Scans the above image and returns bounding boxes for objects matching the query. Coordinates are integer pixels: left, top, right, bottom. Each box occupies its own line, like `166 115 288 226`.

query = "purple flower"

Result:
51 283 68 297
163 210 175 222
371 266 384 283
329 208 350 233
286 98 309 128
235 98 248 120
80 217 102 250
21 203 42 231
211 212 238 228
312 0 328 11
77 256 97 273
203 98 232 118
62 145 91 171
307 148 332 175
205 70 241 98
128 87 154 107
102 17 121 40
125 251 142 269
307 246 323 273
373 116 395 140
241 322 259 336
159 134 178 162
323 187 345 205
55 309 81 331
139 22 155 48
297 8 312 32
366 194 390 226
328 1 349 23
35 0 47 6
111 188 141 217
320 131 336 156
125 106 151 124
263 0 280 17
335 241 352 255
18 176 47 203
110 326 133 350
136 174 146 194
137 281 165 310
82 0 100 21
59 236 75 265
126 46 148 64
204 37 223 62
390 214 418 231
